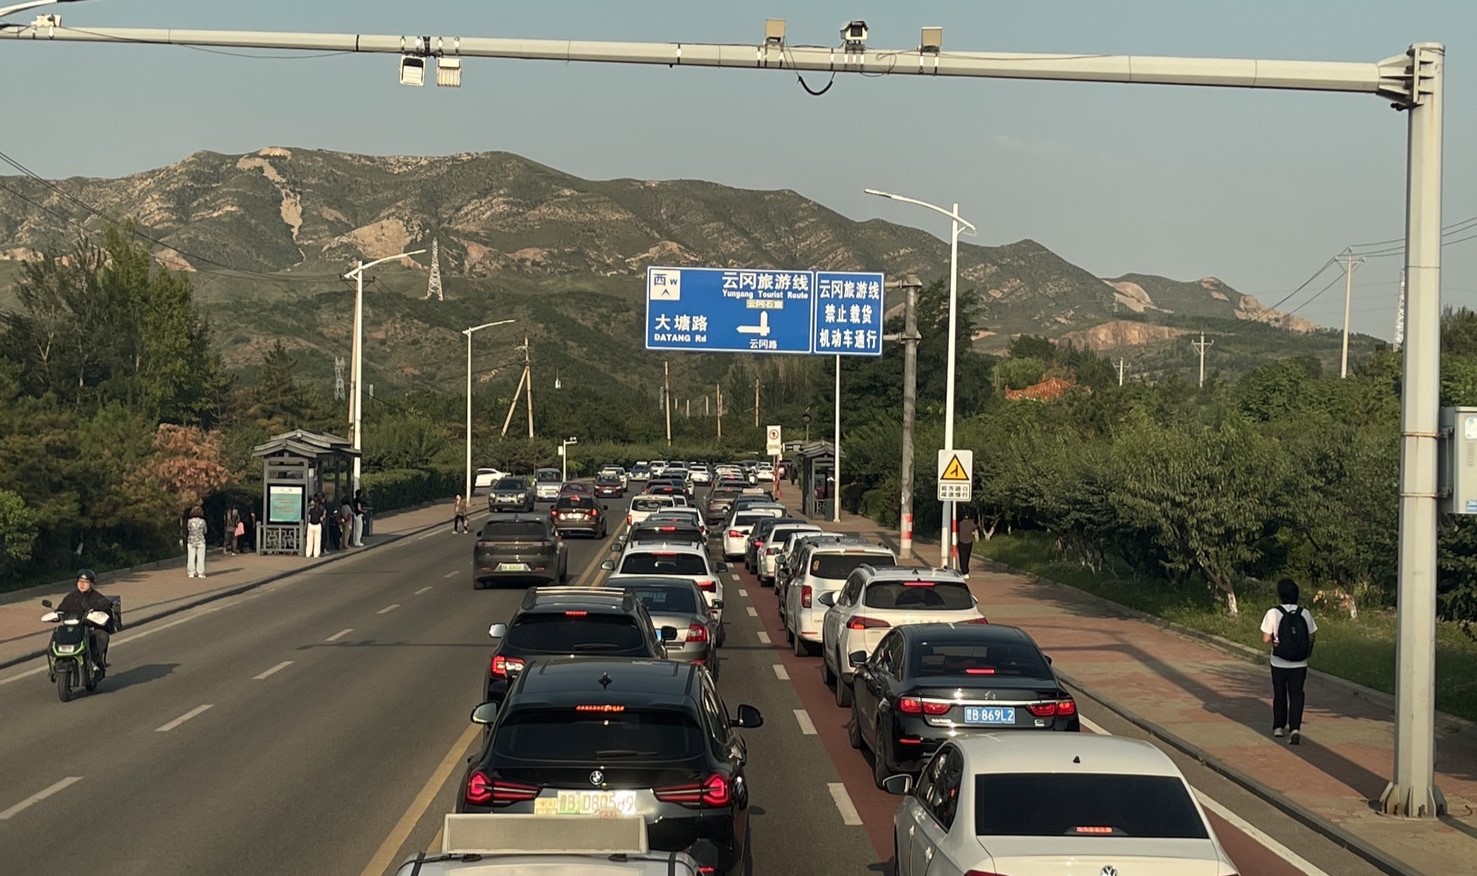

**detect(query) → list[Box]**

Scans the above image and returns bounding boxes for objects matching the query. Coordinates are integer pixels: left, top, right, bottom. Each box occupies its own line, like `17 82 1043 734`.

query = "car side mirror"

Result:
1045 655 1053 665
603 504 610 511
881 774 914 796
817 591 837 607
601 560 616 571
733 704 764 728
469 702 499 725
41 599 53 608
610 541 623 552
488 623 507 638
710 599 724 610
715 562 729 573
848 650 868 667
658 625 679 643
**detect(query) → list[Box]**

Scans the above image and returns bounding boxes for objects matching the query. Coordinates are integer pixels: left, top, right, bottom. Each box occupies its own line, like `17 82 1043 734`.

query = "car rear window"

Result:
632 497 673 512
494 478 525 490
810 553 893 580
505 614 650 654
493 708 703 763
863 580 973 610
535 470 562 483
621 586 700 615
555 496 598 510
973 774 1207 838
619 554 709 576
481 521 548 539
630 527 704 545
732 512 776 527
911 642 1051 678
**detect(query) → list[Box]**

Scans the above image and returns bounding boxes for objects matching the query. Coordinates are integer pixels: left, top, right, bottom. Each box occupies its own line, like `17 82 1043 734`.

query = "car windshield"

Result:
504 614 650 654
631 497 673 512
481 521 547 539
911 641 1051 678
621 586 700 615
494 478 525 490
535 470 562 483
864 580 974 610
973 774 1207 839
619 553 709 576
809 553 892 580
596 476 621 485
493 708 703 763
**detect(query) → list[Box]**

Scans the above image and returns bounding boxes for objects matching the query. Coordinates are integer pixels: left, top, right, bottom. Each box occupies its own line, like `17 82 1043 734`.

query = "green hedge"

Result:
362 465 461 514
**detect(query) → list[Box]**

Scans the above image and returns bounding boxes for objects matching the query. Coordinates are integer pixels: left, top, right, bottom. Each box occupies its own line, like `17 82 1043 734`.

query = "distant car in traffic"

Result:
533 468 563 503
550 494 610 539
720 507 786 561
594 473 625 499
473 516 568 589
605 577 722 676
488 476 536 513
473 467 510 495
604 543 729 640
783 537 896 653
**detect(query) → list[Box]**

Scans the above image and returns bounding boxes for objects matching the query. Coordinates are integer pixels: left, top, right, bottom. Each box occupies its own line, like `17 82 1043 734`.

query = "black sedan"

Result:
848 623 1079 787
458 658 763 876
550 494 610 539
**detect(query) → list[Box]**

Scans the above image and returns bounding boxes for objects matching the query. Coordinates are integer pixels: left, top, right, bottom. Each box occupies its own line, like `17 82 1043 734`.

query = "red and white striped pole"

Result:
900 512 913 560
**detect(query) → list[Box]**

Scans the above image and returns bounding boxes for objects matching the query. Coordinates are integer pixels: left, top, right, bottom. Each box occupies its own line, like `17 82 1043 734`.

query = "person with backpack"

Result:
1260 577 1318 744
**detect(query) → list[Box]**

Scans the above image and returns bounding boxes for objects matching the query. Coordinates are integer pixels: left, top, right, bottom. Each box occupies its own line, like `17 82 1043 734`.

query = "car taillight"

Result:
654 773 730 808
847 616 890 630
801 585 812 608
960 617 991 625
898 696 923 714
491 778 540 803
465 770 494 805
754 540 764 549
686 622 708 644
1027 698 1077 717
923 701 952 716
697 580 716 592
490 655 525 678
728 530 743 538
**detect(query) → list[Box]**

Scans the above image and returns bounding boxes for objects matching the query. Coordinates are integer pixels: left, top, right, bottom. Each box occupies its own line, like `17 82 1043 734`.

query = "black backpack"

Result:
1273 606 1313 662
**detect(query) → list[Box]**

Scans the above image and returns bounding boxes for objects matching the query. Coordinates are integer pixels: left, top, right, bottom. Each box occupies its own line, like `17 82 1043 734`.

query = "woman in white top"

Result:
1259 577 1318 744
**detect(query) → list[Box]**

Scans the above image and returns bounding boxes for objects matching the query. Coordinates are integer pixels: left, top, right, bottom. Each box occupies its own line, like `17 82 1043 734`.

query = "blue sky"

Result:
1 0 1473 340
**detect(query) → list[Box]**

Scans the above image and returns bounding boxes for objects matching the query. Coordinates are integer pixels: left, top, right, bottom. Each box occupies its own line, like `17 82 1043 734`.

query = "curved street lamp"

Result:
0 0 82 22
463 319 517 501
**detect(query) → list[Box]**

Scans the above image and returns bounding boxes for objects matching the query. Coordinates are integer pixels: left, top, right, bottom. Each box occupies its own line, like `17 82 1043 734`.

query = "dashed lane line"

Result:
746 606 759 617
738 588 748 598
1078 715 1333 876
757 631 771 645
827 782 864 826
253 661 293 680
794 709 817 735
415 586 434 595
773 664 789 681
442 571 458 579
156 704 213 733
326 628 354 642
378 604 400 615
0 777 83 821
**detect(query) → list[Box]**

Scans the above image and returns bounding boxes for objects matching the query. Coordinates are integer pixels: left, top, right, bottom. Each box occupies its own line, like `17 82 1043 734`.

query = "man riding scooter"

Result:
45 569 115 672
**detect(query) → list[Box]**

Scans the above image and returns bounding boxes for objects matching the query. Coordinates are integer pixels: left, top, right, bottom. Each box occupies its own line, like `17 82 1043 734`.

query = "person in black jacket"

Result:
56 569 114 668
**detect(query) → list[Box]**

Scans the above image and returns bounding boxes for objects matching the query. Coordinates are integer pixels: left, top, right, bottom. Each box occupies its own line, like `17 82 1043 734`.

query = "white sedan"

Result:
886 734 1238 876
472 467 509 493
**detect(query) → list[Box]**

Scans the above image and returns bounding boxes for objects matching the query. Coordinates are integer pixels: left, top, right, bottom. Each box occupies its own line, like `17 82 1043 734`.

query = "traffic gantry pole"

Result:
4 18 1445 817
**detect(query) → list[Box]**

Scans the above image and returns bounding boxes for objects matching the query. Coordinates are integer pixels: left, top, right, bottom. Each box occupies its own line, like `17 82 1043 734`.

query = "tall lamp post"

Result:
865 188 975 569
0 0 83 21
560 436 579 483
342 249 426 494
463 319 517 500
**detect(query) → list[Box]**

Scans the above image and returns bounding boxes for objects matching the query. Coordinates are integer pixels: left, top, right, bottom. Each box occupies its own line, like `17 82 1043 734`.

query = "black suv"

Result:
458 658 764 876
484 588 676 703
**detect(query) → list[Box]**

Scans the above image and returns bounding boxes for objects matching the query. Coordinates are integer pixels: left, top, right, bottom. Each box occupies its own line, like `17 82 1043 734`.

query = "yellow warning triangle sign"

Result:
940 454 970 481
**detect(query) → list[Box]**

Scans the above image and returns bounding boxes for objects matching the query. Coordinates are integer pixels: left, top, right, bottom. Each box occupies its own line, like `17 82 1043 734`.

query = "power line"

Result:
1347 214 1477 250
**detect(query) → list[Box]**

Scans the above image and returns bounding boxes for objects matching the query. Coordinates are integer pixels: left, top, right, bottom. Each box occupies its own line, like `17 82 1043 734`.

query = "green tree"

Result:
0 489 39 578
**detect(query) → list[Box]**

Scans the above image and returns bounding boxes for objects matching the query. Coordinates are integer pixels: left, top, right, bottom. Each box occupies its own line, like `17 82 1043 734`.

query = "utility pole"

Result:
1394 269 1407 351
886 275 922 560
1191 332 1214 388
501 366 525 437
1116 357 1126 386
716 383 723 442
1340 247 1365 378
754 377 760 429
663 360 672 446
833 355 841 525
522 335 534 439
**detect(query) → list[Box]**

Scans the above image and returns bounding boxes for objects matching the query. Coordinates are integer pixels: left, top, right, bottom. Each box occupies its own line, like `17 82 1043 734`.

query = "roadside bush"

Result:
362 466 461 513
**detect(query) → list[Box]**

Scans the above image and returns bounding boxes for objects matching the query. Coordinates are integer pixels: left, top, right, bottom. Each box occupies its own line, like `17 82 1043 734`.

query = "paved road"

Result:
0 487 1389 875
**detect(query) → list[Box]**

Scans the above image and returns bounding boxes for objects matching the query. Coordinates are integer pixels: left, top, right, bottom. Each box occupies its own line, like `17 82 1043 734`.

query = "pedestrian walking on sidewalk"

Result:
451 494 468 533
223 505 240 556
956 508 978 576
1260 578 1318 745
185 505 208 578
305 498 325 558
340 497 355 548
351 489 366 547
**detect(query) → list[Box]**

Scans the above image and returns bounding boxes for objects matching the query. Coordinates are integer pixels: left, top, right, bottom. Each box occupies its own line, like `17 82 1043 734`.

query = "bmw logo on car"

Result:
589 769 605 786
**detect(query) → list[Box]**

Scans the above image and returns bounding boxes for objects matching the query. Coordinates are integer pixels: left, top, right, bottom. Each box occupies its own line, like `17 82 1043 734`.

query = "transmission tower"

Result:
425 238 444 301
334 356 346 400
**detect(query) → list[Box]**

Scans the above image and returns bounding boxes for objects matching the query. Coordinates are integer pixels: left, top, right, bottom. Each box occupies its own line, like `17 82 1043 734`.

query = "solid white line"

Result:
757 631 771 644
0 666 47 686
156 704 213 733
359 720 483 876
794 709 817 735
326 628 354 642
827 782 864 826
746 606 758 617
378 604 400 615
738 588 748 598
415 586 434 594
1078 716 1333 875
442 571 458 579
773 664 789 681
0 776 83 820
413 530 441 542
253 660 293 680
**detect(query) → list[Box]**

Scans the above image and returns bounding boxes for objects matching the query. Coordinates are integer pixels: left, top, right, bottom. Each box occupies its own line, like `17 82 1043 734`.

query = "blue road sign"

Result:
645 266 884 356
814 271 885 356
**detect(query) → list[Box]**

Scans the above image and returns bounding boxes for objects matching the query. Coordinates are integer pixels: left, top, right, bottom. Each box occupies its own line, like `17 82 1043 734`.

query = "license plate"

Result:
963 706 1016 725
540 790 638 816
497 562 530 572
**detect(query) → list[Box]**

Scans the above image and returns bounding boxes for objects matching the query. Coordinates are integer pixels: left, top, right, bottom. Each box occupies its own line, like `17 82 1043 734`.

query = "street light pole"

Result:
342 249 427 494
0 0 82 22
463 319 516 501
561 437 579 483
865 189 975 568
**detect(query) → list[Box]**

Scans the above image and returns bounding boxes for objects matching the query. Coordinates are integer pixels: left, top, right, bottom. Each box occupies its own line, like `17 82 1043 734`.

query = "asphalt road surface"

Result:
0 490 1386 875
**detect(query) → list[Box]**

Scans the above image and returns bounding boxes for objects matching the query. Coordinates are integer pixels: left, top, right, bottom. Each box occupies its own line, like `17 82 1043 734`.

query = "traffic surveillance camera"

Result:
841 20 868 46
399 54 426 87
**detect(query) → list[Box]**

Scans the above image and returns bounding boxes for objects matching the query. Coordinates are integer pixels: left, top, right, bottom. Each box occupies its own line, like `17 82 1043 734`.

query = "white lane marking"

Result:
746 606 758 617
253 661 293 680
415 586 434 594
827 782 864 826
156 704 213 733
738 588 748 598
414 529 442 542
378 604 400 615
0 666 47 686
326 628 354 642
773 664 789 681
0 776 83 820
359 720 483 876
442 571 458 579
757 631 771 645
1077 717 1333 876
794 709 817 735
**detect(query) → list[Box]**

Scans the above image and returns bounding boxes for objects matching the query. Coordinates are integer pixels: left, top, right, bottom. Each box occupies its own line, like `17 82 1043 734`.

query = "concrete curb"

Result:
1059 669 1423 876
0 499 461 672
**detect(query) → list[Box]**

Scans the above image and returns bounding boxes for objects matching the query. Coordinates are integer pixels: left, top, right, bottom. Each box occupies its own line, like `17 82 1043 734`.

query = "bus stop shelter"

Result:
788 441 836 519
250 429 358 555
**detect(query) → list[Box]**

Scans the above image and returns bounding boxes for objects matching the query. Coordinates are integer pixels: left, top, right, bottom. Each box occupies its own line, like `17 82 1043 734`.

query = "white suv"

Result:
604 543 729 640
785 539 896 657
758 522 823 585
820 566 986 707
720 507 785 560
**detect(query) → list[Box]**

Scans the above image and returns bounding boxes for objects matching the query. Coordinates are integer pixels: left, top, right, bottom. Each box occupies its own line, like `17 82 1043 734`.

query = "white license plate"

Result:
497 562 531 572
537 790 638 816
963 706 1015 725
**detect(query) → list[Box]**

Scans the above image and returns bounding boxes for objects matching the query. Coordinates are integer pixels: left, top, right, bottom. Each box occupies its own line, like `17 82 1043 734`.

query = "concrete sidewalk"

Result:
784 499 1475 876
0 500 475 671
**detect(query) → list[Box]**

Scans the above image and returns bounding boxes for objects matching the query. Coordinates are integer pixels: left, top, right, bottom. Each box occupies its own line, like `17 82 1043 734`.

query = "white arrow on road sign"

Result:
737 311 771 337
